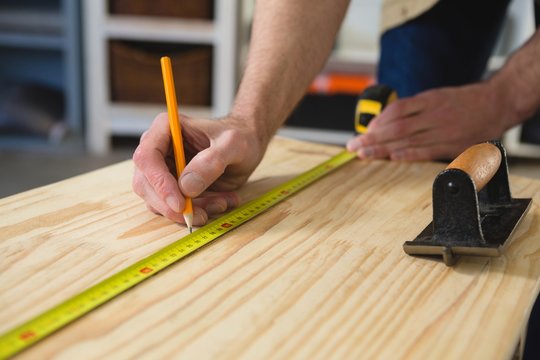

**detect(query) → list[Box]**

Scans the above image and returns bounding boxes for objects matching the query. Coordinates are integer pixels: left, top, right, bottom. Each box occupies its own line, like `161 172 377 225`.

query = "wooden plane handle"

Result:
446 143 502 191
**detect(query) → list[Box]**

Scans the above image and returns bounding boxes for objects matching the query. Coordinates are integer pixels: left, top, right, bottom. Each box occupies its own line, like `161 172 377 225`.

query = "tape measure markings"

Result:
0 150 356 359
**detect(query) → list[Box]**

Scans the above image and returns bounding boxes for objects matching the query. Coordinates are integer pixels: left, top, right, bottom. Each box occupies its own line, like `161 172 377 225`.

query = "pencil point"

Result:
184 213 193 234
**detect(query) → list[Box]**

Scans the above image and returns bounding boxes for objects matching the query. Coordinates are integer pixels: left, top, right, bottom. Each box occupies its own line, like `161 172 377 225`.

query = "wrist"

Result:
487 55 540 128
226 109 273 154
483 73 524 131
229 102 281 150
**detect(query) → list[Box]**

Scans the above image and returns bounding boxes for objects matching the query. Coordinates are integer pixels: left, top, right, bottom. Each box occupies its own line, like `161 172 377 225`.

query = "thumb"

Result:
179 133 241 197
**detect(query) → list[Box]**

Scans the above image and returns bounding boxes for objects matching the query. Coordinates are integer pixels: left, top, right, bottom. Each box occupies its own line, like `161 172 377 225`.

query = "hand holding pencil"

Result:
131 57 271 227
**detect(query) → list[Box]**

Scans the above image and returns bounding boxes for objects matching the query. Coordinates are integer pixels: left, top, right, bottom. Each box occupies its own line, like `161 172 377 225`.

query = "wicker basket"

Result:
109 41 212 105
109 0 214 20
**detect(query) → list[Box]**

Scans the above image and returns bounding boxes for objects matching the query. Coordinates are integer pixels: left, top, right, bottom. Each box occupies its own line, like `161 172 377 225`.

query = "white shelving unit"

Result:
0 0 82 150
83 0 239 154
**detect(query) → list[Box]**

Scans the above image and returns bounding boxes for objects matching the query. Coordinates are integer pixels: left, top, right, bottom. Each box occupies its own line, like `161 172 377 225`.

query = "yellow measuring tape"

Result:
0 150 356 359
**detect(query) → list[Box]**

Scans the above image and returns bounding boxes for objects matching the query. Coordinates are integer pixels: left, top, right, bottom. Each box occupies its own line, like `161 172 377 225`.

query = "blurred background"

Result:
1 0 539 198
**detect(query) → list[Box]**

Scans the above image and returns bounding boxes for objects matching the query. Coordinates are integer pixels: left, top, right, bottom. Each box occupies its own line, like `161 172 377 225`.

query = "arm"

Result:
230 0 351 145
490 28 540 122
132 0 351 225
347 28 540 161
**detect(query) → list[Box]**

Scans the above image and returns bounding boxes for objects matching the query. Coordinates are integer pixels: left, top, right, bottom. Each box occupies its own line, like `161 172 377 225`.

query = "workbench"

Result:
1 137 539 359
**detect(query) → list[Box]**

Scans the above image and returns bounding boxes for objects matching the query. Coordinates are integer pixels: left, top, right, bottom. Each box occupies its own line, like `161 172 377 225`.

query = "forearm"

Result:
488 28 540 128
231 0 350 145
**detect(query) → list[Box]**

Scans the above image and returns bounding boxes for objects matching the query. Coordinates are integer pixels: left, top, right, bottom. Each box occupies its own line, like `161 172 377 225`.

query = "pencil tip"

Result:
184 213 193 234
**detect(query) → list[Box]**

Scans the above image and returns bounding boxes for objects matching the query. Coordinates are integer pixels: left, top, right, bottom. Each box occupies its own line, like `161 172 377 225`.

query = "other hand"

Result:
347 83 516 161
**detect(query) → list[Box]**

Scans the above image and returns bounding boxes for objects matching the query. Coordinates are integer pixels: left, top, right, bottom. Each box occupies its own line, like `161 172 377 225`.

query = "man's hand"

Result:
347 83 517 161
347 29 540 162
132 113 267 226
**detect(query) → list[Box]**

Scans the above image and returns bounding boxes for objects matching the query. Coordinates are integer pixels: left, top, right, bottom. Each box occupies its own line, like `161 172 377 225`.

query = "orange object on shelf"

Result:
308 73 375 95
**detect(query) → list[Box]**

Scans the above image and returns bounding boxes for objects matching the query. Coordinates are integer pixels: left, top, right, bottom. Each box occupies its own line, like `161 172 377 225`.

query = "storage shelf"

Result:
109 103 212 136
85 0 239 154
0 0 82 151
0 10 63 35
0 33 63 50
105 16 215 44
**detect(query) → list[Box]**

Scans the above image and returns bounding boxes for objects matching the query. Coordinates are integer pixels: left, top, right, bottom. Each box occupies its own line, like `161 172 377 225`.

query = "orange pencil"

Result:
160 56 193 233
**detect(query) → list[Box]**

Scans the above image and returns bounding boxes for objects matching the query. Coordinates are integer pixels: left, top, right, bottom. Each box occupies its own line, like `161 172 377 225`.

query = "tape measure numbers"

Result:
0 150 356 359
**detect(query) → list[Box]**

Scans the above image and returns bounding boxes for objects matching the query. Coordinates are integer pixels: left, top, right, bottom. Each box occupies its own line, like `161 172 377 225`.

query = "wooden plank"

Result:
1 137 539 359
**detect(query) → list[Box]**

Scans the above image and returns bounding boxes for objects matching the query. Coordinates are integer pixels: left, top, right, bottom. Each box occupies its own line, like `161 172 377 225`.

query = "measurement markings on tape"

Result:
0 150 356 359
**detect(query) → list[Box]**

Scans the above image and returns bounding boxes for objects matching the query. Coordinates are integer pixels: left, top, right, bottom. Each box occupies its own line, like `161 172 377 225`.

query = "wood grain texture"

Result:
1 137 540 360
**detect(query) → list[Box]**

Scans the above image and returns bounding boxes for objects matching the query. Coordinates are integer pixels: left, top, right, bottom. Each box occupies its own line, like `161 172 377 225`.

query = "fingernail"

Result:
347 138 363 151
180 172 205 196
360 147 374 158
166 196 180 213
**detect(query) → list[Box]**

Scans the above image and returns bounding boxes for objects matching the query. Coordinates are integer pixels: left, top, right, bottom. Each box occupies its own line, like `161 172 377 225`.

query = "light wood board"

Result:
1 137 540 359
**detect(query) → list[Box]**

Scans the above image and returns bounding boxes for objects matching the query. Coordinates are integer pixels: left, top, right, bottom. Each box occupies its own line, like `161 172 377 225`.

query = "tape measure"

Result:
0 149 356 359
354 84 397 134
